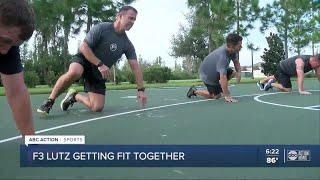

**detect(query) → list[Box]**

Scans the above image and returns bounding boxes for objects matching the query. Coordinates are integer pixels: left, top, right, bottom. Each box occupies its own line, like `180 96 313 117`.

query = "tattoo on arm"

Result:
296 66 304 72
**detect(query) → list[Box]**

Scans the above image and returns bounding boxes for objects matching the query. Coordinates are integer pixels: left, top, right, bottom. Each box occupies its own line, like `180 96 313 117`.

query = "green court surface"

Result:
0 80 320 179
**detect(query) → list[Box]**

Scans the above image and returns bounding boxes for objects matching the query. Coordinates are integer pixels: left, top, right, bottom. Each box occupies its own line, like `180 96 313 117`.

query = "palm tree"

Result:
247 42 259 79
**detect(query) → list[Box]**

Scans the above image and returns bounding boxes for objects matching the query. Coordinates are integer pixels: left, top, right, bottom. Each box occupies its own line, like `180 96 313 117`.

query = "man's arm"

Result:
220 74 230 96
79 41 110 79
220 73 237 102
128 60 147 107
232 59 241 84
1 72 34 135
315 65 320 81
295 58 311 95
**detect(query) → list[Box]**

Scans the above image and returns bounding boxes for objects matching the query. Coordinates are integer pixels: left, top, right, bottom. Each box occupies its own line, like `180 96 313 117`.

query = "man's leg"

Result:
75 92 105 112
37 62 83 115
60 78 106 112
194 90 221 99
257 75 275 90
194 83 222 99
259 75 275 84
194 89 214 99
271 83 292 92
270 72 292 92
49 63 83 100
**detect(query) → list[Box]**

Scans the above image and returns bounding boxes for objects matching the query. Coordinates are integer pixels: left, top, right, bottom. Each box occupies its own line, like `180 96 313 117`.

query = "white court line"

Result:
254 90 320 111
0 92 261 144
306 105 320 108
120 96 137 99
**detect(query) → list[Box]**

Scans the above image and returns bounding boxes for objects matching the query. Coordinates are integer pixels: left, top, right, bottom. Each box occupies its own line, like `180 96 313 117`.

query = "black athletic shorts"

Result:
204 83 222 96
0 46 23 74
71 54 106 95
205 68 234 95
274 65 292 88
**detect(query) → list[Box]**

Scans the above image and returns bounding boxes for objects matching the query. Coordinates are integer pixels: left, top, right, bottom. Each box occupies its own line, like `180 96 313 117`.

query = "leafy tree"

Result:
171 23 208 64
171 0 260 74
75 0 136 33
260 0 316 57
261 33 285 75
154 56 164 66
121 60 135 84
144 66 171 83
235 0 260 36
137 54 151 71
187 0 236 52
20 43 31 63
181 56 201 74
141 58 171 83
55 0 82 71
109 64 127 84
171 70 197 80
24 71 40 88
309 1 320 55
26 0 136 86
44 71 58 87
287 1 315 55
31 0 60 58
171 0 235 58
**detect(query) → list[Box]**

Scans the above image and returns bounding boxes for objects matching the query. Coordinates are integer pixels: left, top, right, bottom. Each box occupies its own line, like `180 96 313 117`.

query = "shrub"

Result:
171 70 196 80
122 70 135 84
24 71 40 88
45 71 58 87
144 66 171 83
261 33 285 75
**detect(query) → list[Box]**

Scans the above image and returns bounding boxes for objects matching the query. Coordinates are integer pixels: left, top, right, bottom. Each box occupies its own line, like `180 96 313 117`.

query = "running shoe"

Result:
60 88 77 111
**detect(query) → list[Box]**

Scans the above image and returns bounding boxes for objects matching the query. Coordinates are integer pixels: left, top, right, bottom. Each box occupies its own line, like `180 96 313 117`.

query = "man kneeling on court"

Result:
257 54 320 95
37 6 147 115
187 33 242 103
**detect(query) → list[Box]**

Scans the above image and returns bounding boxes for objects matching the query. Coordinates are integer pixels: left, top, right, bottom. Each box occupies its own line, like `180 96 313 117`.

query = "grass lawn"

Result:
0 78 268 96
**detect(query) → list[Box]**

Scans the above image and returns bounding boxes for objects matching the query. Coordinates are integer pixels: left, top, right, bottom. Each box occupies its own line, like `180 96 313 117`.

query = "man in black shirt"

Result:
0 0 35 135
257 55 320 95
37 6 147 115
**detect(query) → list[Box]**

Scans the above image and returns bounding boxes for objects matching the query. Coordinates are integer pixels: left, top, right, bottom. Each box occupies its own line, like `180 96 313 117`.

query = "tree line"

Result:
9 0 320 87
171 0 319 75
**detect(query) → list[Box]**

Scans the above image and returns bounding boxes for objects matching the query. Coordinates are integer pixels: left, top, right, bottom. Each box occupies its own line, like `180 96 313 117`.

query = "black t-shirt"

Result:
0 46 23 74
279 55 313 76
84 22 137 68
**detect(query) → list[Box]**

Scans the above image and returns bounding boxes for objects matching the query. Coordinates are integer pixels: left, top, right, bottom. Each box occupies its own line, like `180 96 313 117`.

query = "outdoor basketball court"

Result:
0 80 319 179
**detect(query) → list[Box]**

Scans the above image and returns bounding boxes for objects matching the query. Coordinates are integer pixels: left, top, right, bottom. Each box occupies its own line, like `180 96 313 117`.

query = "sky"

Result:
126 0 189 67
68 0 319 68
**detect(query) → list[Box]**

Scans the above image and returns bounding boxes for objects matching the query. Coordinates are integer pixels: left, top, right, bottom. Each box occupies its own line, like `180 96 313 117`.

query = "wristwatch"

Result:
97 61 104 67
137 87 145 92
